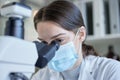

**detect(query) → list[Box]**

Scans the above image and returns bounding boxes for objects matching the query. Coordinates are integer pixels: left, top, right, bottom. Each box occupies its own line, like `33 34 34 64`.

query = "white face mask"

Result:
48 29 81 72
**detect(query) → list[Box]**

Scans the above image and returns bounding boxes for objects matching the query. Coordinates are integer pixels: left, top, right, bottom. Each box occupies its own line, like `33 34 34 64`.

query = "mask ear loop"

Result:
73 28 80 52
74 28 83 61
73 28 80 41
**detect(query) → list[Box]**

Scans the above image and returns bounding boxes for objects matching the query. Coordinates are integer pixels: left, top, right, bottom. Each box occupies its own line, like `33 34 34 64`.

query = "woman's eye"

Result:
56 39 64 43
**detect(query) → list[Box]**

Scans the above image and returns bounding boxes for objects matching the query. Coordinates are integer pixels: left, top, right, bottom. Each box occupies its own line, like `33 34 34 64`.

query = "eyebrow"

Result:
51 33 66 39
38 33 66 41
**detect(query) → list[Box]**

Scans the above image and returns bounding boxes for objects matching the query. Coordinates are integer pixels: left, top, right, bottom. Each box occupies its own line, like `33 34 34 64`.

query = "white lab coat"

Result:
31 55 120 80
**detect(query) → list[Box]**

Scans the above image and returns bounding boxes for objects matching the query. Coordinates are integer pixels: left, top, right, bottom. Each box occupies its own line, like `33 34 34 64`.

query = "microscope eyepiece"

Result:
34 40 60 68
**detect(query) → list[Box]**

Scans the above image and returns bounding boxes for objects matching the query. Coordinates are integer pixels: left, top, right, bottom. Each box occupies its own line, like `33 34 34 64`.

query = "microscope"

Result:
0 2 60 80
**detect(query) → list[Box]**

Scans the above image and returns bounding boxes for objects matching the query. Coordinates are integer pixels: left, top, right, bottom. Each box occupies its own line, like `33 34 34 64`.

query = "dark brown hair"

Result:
34 0 84 32
34 0 98 56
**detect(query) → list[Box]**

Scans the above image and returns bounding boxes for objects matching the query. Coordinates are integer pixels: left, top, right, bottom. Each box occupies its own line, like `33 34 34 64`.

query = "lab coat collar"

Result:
49 68 63 80
78 58 95 80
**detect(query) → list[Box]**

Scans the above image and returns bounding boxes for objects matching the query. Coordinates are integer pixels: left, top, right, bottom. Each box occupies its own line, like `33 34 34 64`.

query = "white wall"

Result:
0 17 6 35
24 13 38 41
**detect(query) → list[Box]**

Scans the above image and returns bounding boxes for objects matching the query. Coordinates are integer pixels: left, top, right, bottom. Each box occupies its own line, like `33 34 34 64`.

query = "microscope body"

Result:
0 36 38 80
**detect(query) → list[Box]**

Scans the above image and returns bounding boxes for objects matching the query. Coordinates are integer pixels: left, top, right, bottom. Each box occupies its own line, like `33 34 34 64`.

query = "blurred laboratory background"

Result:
0 0 120 60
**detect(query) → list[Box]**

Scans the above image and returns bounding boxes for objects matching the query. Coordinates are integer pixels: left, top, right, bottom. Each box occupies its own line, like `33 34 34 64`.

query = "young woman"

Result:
31 0 120 80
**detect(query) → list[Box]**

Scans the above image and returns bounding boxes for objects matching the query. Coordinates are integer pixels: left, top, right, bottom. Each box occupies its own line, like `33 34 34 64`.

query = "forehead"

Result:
36 21 69 33
36 21 71 39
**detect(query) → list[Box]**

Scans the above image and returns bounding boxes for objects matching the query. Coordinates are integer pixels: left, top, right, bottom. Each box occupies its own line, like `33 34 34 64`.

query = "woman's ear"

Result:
79 26 86 42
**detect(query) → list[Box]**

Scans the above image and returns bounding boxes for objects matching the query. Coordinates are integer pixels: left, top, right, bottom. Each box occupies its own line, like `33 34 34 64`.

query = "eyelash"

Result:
56 39 64 43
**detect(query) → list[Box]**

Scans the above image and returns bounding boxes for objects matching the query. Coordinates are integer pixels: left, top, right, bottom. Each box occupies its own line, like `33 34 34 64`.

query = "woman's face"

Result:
36 21 76 45
36 21 86 69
